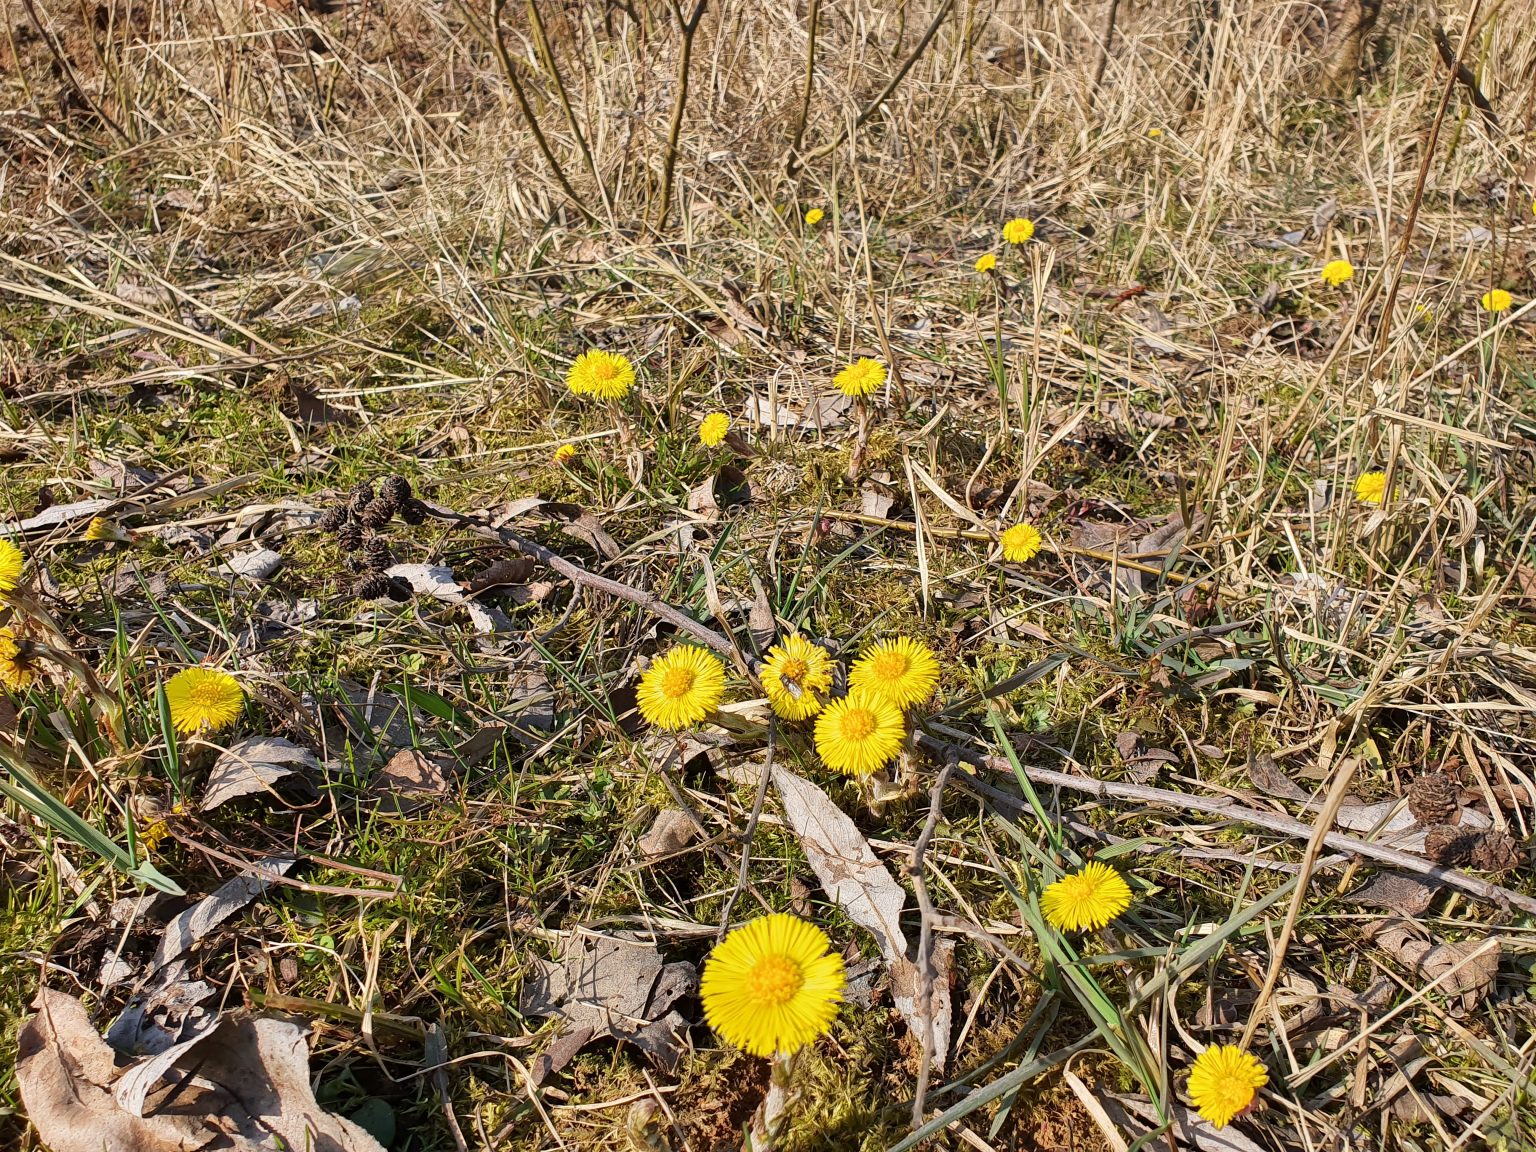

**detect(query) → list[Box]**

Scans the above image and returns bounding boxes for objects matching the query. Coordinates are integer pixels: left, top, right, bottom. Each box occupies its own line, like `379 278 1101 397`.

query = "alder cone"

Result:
347 482 374 520
1422 824 1478 865
1469 830 1524 874
359 498 396 530
318 504 349 532
1406 773 1458 826
354 573 392 600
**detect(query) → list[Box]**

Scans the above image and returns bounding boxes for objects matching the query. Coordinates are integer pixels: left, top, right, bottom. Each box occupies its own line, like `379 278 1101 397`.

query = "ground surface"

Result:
2 1 1536 1149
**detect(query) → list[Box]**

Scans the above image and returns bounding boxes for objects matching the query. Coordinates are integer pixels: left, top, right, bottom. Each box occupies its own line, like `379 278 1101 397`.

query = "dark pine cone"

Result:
318 504 349 532
359 497 396 530
354 573 392 600
1406 773 1459 826
336 522 364 553
1469 830 1525 874
1422 823 1479 865
380 475 412 508
347 482 374 520
399 498 428 526
363 534 394 572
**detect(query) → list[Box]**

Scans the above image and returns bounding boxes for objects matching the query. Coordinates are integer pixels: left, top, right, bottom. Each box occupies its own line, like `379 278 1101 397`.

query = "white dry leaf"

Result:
770 764 952 1071
214 548 283 581
385 563 511 634
201 737 319 811
3 498 116 535
771 764 907 955
151 857 297 975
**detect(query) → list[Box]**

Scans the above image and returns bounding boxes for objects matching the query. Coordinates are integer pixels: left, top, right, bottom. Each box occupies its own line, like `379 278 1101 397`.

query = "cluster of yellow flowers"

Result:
635 634 943 779
973 217 1034 275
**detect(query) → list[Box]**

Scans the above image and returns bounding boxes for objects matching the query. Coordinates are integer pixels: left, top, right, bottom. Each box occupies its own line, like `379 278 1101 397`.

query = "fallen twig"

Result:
922 733 1536 918
1432 24 1499 126
909 751 955 1129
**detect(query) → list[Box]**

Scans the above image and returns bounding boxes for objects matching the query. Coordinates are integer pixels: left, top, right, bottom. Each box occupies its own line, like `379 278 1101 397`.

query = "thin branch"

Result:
419 500 738 659
483 0 596 223
785 0 822 176
1091 0 1123 94
719 720 775 940
798 0 956 168
922 733 1536 917
654 0 709 232
1432 23 1499 127
525 0 611 213
909 752 955 1129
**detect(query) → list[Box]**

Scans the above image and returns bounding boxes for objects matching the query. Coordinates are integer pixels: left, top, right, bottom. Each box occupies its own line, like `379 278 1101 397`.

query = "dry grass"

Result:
3 0 1536 1148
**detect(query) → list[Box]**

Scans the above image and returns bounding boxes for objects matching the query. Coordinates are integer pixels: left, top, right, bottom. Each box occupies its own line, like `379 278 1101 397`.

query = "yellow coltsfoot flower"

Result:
803 207 824 225
833 358 887 398
1187 1044 1268 1129
164 668 244 735
1481 288 1513 313
566 349 635 400
1002 217 1035 244
1040 861 1132 932
1353 471 1388 504
636 645 726 730
552 443 578 466
0 538 24 593
699 412 730 447
760 634 834 721
814 689 905 777
0 627 41 691
999 523 1042 563
974 252 997 274
1320 259 1354 287
701 913 844 1057
848 636 939 711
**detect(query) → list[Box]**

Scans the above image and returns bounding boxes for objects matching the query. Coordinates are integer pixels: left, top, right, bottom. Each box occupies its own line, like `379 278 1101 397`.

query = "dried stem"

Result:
797 0 956 168
909 752 955 1128
784 0 822 176
525 0 610 214
484 0 596 223
1091 0 1123 94
654 0 709 232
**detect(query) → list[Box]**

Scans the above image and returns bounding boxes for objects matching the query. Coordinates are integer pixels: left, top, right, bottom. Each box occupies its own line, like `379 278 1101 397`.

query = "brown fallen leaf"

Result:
1368 919 1501 1011
371 749 452 813
17 988 384 1152
1345 872 1439 917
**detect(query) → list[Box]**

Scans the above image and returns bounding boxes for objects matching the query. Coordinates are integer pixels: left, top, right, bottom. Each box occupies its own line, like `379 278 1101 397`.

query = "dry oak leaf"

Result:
1369 919 1501 1012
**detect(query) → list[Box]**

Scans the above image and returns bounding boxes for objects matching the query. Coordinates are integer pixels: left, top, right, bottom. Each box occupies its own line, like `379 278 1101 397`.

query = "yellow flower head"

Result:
163 668 244 736
1148 127 1163 137
999 523 1042 563
974 253 998 274
814 689 905 777
0 627 40 692
848 636 940 711
85 516 132 543
1002 217 1035 245
1353 471 1388 504
1481 288 1513 313
566 349 635 400
699 412 730 447
636 645 725 730
833 358 887 399
1187 1045 1268 1129
1320 259 1354 287
701 913 844 1057
761 633 834 721
804 207 825 226
552 443 578 466
0 539 24 593
1040 861 1132 932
